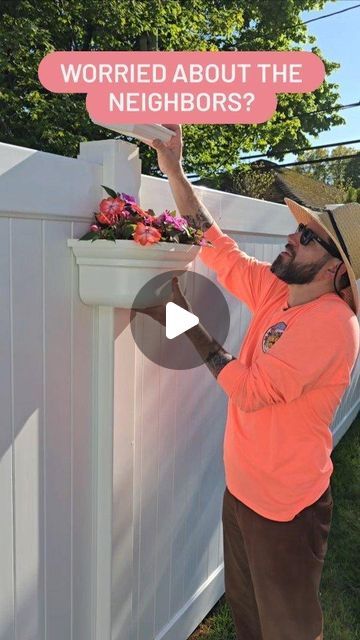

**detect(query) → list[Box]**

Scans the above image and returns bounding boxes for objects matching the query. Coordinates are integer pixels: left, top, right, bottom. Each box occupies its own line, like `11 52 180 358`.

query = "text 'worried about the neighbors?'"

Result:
38 50 325 124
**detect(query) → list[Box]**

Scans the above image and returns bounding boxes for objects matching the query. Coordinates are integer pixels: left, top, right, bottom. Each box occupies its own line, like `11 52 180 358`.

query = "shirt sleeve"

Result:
198 222 277 313
216 310 359 413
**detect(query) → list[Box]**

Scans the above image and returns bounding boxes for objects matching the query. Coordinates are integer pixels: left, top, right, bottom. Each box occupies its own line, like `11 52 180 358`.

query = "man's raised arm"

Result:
142 126 272 379
150 125 275 314
150 125 215 231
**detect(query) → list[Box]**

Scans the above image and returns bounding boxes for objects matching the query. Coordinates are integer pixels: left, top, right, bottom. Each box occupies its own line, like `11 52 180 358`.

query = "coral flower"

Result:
130 202 148 217
133 223 162 246
96 211 116 225
98 197 125 224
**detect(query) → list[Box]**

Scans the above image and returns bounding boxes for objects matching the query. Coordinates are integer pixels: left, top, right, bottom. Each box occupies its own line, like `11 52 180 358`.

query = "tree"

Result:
295 148 329 182
296 146 359 188
195 162 276 199
344 155 360 189
345 186 360 203
0 0 346 178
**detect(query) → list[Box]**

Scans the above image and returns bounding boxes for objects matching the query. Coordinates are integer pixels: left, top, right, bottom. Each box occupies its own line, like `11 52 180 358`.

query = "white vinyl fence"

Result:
0 140 358 640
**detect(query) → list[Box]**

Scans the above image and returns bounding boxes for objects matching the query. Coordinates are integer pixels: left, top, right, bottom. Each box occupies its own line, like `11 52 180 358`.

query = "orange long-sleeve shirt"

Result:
199 222 359 521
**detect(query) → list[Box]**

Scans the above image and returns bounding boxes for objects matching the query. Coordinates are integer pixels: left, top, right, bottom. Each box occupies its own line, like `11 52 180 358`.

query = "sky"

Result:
282 0 360 163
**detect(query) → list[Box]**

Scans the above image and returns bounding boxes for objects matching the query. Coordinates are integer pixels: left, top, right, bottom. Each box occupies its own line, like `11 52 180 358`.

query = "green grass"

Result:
188 414 360 640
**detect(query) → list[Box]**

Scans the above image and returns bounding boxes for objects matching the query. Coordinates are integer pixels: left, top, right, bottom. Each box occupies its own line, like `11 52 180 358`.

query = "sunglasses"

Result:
296 223 342 259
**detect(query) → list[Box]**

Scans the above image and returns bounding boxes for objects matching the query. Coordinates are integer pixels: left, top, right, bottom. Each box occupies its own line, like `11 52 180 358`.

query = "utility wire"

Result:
336 101 360 111
240 138 360 161
277 153 360 169
237 101 360 160
188 152 360 180
259 100 360 123
303 3 360 24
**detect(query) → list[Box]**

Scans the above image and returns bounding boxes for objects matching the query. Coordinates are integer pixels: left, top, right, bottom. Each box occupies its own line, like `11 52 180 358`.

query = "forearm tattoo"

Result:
185 204 214 231
185 322 236 379
205 349 236 378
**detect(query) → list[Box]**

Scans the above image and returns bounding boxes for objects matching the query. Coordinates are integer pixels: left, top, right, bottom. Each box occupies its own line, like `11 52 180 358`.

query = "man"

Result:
139 124 360 640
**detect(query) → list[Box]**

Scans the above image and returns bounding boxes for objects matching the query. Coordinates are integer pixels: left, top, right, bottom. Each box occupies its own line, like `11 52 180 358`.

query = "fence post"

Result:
78 139 141 640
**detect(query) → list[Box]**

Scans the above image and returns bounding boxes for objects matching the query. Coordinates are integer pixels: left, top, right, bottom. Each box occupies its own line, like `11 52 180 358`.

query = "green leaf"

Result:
182 226 192 238
79 231 98 241
121 223 137 239
167 227 179 237
101 185 117 198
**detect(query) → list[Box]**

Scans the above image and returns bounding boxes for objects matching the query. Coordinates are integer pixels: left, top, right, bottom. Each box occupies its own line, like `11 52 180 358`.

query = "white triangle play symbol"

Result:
165 302 199 339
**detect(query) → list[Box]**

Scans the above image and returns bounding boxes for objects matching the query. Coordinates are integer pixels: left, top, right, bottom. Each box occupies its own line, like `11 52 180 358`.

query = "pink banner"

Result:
38 51 325 124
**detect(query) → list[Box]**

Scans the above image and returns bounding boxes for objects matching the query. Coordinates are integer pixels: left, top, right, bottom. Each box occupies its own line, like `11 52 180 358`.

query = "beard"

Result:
270 251 329 285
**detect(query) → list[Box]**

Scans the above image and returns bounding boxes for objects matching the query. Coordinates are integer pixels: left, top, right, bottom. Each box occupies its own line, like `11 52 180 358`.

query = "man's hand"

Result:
134 276 191 326
134 276 236 378
147 123 215 231
148 124 183 178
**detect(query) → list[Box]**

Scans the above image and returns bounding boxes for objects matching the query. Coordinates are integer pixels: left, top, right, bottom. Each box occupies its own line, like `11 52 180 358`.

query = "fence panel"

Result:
0 144 357 640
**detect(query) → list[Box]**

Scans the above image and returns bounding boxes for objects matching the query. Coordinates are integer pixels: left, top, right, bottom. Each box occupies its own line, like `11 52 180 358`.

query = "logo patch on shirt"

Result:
262 321 287 353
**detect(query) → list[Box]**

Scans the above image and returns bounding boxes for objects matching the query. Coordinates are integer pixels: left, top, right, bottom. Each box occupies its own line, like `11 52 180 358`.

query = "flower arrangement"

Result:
80 186 211 247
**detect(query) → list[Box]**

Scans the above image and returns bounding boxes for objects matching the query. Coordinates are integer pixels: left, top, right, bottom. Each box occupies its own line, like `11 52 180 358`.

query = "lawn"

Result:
188 413 360 640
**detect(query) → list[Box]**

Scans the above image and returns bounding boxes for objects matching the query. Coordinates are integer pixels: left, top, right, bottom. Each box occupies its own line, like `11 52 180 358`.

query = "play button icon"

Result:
130 269 231 370
165 303 199 339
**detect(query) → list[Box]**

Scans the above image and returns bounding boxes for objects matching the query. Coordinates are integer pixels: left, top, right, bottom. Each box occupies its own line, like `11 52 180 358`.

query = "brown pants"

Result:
222 485 333 640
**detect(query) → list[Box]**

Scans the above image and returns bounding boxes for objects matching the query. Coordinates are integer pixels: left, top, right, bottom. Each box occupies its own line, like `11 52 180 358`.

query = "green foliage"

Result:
296 146 360 190
101 185 118 198
345 186 360 204
79 231 99 241
0 0 345 177
344 155 360 189
232 164 276 200
121 223 137 239
195 162 276 199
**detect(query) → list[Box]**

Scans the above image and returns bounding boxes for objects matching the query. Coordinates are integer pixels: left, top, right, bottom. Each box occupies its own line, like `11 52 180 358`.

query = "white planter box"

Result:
68 239 200 308
90 120 175 144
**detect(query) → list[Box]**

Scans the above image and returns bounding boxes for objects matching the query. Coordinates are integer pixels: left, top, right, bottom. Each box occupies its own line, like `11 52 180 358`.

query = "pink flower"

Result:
120 192 136 204
157 212 188 231
90 224 100 232
133 223 162 246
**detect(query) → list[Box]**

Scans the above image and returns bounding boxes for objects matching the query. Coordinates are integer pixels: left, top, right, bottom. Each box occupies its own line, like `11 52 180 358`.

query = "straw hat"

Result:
284 198 360 316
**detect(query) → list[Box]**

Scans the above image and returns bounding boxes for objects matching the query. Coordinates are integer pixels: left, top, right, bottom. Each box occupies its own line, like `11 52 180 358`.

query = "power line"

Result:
303 3 360 24
267 100 360 123
238 101 360 160
277 153 360 169
338 101 360 111
188 152 360 180
240 138 360 161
